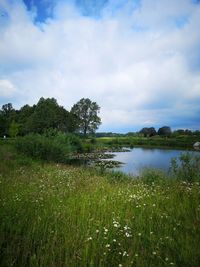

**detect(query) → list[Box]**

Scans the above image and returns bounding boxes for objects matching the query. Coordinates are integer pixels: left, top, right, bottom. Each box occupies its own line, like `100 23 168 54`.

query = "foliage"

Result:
0 98 78 137
14 133 80 163
169 153 200 182
26 97 74 134
158 126 172 137
8 121 20 138
71 98 101 135
139 127 157 137
0 103 17 136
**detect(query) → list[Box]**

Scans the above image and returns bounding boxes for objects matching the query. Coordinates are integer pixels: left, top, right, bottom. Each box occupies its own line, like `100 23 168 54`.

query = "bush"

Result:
79 142 94 153
15 133 74 163
169 153 200 182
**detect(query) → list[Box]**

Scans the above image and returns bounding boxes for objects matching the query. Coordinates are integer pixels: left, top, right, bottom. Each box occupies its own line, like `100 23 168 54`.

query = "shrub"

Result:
169 153 200 182
15 134 72 163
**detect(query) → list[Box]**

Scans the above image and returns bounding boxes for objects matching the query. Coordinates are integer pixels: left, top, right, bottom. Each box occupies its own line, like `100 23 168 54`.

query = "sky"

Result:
0 0 200 133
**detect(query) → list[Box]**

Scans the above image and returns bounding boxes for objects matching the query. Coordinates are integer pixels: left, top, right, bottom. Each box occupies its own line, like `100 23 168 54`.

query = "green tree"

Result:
158 126 172 137
70 98 101 136
8 121 19 138
0 112 6 137
0 103 16 136
26 98 74 134
139 127 157 137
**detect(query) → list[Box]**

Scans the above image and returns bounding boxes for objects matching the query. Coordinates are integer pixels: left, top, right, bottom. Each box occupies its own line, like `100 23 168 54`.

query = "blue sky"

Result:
0 0 200 132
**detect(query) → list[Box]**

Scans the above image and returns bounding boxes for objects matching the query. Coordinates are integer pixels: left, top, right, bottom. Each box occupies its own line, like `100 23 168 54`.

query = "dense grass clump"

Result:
14 132 85 163
170 153 200 182
0 144 200 267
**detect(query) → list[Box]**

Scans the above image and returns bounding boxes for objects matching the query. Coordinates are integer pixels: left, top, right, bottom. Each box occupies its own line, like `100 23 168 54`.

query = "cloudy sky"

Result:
0 0 200 132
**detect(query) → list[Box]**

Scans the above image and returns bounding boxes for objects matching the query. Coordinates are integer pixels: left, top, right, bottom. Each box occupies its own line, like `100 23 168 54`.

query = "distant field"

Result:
96 136 199 150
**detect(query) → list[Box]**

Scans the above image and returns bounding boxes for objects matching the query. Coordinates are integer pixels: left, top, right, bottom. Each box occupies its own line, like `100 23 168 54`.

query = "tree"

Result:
8 121 19 138
158 126 172 137
0 113 6 137
70 98 101 136
26 97 74 134
0 103 16 136
2 103 14 116
139 127 157 137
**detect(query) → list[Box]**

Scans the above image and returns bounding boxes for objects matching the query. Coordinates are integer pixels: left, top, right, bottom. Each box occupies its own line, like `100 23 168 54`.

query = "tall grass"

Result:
0 145 200 267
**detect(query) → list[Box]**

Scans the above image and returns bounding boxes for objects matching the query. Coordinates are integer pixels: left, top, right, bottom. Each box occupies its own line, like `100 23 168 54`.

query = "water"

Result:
111 147 199 175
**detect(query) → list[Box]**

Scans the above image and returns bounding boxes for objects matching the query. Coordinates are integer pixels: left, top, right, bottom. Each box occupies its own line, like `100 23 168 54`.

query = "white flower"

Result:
125 232 132 237
123 251 127 256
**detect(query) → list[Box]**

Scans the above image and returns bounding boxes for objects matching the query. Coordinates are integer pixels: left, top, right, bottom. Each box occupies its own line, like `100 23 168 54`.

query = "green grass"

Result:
0 144 200 267
96 136 199 150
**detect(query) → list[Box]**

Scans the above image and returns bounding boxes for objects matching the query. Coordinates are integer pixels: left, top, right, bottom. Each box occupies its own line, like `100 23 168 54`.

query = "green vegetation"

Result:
0 143 200 267
0 97 101 137
0 97 200 266
95 135 200 150
71 98 101 136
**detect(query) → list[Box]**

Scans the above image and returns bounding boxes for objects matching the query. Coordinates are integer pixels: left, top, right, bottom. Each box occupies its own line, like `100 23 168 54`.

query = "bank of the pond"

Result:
96 136 200 150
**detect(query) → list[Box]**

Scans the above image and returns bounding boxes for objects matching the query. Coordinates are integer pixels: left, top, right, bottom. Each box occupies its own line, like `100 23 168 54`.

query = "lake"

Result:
111 147 199 175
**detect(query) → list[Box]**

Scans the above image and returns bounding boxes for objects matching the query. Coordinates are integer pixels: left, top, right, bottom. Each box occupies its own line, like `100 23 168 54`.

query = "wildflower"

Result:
123 251 127 256
87 237 92 241
138 233 142 236
96 229 99 233
124 225 129 230
118 264 122 267
165 257 169 261
105 244 110 248
125 232 132 237
152 252 157 255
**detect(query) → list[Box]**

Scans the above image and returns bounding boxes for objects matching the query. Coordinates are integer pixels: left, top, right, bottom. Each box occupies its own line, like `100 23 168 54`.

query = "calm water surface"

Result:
112 147 199 175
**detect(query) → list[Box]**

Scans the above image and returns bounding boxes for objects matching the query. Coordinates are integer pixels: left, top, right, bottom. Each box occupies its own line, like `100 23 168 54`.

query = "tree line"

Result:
0 97 101 138
0 97 199 139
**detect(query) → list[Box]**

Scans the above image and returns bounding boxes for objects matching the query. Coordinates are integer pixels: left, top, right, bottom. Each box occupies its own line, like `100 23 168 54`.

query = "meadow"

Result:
0 143 200 267
95 135 200 150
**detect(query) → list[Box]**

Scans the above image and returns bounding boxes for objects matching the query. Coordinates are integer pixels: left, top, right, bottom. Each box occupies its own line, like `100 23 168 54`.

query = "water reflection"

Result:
112 147 199 175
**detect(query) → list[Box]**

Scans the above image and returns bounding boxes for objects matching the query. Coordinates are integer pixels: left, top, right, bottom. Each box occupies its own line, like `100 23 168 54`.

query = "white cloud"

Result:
0 79 16 98
0 0 200 130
